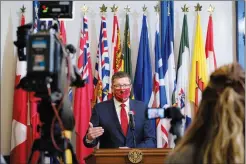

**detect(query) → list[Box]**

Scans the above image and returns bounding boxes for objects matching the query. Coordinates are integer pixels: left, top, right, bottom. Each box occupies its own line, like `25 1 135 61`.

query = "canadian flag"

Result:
10 13 29 163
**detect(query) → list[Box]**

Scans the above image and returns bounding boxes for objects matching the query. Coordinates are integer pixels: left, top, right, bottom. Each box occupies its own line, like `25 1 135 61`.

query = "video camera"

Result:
146 107 185 145
13 1 81 163
14 22 84 98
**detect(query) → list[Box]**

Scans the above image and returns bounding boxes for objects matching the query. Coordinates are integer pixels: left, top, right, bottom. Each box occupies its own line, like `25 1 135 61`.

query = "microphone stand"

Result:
129 112 136 148
130 126 136 148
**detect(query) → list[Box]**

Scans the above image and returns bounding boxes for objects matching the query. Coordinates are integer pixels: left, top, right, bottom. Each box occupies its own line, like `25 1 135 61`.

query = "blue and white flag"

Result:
162 2 176 148
148 12 169 148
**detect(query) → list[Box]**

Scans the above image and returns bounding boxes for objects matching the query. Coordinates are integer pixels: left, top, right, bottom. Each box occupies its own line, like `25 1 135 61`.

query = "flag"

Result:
162 12 176 106
205 15 217 76
148 13 169 148
10 10 28 164
83 16 93 100
133 14 152 103
175 13 192 130
162 4 176 148
133 14 155 146
189 13 208 113
59 20 67 45
33 0 40 33
92 15 110 106
123 13 134 98
73 15 93 164
108 13 123 99
161 1 174 50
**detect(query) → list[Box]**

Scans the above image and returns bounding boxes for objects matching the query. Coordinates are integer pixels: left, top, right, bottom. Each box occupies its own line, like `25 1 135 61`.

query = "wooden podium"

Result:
84 148 172 164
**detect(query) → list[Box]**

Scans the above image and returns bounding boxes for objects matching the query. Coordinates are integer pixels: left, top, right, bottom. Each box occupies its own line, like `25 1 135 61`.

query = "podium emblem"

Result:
128 149 143 163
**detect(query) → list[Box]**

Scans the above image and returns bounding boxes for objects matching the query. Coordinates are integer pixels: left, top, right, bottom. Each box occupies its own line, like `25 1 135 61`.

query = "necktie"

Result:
120 104 128 136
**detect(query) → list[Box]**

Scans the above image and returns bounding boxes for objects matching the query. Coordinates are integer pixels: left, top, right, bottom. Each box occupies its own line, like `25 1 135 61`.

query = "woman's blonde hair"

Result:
173 63 245 164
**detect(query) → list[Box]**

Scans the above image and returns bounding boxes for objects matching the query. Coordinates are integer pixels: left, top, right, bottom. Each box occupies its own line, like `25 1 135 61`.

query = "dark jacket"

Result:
83 99 156 148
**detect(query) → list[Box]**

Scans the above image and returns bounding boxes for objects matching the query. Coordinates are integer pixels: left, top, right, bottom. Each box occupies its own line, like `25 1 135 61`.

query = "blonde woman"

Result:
165 63 245 164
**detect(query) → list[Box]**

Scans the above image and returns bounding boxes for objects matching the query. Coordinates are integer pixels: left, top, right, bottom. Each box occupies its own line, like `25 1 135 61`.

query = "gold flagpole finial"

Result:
81 4 89 15
20 5 26 13
111 4 119 15
100 4 107 15
142 4 147 15
181 4 189 13
195 3 202 12
124 5 131 14
208 4 215 15
154 3 160 13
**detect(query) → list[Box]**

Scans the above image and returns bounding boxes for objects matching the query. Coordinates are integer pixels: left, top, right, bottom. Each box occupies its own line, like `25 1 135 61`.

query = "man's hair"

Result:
172 62 245 164
112 71 131 84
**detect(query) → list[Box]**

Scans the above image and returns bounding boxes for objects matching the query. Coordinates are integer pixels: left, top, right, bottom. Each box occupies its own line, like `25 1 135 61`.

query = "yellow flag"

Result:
189 13 208 113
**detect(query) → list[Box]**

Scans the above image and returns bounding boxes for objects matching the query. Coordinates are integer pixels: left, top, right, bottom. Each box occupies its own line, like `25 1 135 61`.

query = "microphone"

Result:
128 111 135 130
128 110 136 148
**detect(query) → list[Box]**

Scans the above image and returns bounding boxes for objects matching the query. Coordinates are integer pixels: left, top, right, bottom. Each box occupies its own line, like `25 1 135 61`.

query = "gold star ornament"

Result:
124 5 131 13
100 4 107 13
208 4 215 15
20 5 26 13
81 4 89 14
111 4 119 13
181 4 189 13
142 4 147 12
154 4 160 13
195 3 202 12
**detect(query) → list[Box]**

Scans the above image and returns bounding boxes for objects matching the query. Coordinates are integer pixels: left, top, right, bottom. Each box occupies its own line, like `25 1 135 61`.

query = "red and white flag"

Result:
108 13 123 99
10 12 28 164
205 15 217 76
73 15 93 163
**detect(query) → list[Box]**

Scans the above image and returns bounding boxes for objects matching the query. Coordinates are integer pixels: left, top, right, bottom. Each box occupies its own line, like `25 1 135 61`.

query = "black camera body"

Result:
14 22 84 98
27 28 61 95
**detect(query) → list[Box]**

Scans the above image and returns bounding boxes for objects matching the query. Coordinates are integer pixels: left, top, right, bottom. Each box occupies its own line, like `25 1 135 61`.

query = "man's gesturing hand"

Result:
87 122 104 141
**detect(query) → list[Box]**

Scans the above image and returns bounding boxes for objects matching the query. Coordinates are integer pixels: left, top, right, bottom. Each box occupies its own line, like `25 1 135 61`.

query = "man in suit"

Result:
83 71 156 148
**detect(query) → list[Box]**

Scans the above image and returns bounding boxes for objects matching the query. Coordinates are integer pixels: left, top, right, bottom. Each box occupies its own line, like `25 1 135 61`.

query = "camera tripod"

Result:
27 99 78 164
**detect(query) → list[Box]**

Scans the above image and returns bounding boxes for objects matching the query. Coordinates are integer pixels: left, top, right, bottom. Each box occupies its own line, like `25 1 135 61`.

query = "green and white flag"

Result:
175 13 192 130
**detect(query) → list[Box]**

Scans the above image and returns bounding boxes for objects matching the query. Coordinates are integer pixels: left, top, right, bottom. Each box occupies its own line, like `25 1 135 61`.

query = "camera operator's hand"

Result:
87 122 104 141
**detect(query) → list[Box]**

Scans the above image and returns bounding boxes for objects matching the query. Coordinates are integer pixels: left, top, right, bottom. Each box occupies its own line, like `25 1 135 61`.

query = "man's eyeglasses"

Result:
113 84 131 89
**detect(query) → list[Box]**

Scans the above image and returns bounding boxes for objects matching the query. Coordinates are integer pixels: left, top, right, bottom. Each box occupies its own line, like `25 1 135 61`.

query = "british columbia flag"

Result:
92 15 110 106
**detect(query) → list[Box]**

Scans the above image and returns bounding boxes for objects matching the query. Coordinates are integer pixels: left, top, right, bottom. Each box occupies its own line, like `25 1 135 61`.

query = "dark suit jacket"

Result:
83 99 156 148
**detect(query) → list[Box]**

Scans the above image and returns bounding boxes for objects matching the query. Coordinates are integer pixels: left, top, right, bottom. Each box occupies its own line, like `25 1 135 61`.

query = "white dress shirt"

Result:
86 98 130 144
113 98 130 124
